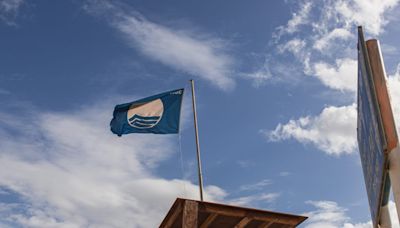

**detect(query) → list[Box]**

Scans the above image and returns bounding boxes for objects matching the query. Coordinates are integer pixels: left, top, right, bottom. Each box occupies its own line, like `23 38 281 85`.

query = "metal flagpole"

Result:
190 79 204 201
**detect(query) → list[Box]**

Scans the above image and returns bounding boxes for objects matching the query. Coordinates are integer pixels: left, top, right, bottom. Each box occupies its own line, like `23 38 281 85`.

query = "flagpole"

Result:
190 79 204 201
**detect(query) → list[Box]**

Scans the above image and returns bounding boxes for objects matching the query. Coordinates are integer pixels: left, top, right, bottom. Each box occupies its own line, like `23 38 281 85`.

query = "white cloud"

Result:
0 0 23 26
387 64 400 134
257 0 400 91
278 38 307 56
304 200 399 228
227 180 279 208
228 193 280 207
264 61 400 156
241 69 271 88
381 43 399 56
264 104 357 155
259 1 400 156
342 222 372 228
0 0 22 11
304 201 349 228
275 1 312 36
0 100 226 227
335 0 399 36
313 58 357 92
239 179 272 192
0 88 10 95
236 160 256 168
279 171 291 177
84 0 235 91
313 28 352 51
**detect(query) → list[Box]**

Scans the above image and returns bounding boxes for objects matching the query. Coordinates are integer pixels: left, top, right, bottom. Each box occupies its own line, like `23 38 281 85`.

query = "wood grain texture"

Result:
182 200 198 228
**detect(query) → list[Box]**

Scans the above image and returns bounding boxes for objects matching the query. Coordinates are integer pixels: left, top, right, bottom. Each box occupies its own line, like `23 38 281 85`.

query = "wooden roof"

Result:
159 198 307 228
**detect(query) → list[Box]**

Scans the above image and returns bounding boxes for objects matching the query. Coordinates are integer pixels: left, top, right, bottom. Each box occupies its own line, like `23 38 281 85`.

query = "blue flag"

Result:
110 88 184 136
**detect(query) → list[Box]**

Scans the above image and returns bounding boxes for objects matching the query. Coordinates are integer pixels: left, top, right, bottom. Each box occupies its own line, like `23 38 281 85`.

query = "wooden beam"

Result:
160 200 182 228
182 200 198 228
200 213 218 228
234 217 252 228
258 221 274 228
161 199 307 227
199 204 299 225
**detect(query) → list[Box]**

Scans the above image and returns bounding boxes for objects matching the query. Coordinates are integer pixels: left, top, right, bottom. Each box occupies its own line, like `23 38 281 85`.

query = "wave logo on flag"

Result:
110 88 184 136
127 99 164 129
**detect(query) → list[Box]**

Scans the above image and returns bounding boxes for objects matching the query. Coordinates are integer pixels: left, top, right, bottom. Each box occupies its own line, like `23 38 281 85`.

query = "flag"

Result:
110 88 184 136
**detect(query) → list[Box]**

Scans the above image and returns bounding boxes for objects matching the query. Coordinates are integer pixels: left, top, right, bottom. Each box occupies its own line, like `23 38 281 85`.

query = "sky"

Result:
1 0 400 227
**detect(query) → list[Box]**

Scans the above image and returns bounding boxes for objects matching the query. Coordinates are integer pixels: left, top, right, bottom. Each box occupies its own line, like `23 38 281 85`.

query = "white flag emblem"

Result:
127 99 164 129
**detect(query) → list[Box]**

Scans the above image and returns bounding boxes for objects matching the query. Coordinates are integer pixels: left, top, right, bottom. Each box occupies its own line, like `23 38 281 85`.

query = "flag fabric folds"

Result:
110 88 184 136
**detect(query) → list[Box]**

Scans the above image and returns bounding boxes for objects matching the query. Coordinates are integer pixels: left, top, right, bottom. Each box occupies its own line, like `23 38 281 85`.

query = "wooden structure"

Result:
160 198 307 228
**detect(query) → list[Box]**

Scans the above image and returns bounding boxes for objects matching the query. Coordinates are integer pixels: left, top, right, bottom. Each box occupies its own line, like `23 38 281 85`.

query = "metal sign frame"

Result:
357 26 389 228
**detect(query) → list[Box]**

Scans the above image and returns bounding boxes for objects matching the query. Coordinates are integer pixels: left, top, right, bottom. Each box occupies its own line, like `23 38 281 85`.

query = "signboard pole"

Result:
380 205 392 228
389 147 400 223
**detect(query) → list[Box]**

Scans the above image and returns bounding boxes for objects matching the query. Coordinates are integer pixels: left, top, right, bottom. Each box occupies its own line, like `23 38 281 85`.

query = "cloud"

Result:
381 43 399 57
236 160 256 168
335 0 399 36
313 58 357 92
304 200 399 228
278 38 307 56
84 0 235 91
257 1 400 156
387 64 400 133
279 171 291 177
304 201 349 228
239 179 272 192
227 193 280 207
0 0 24 26
263 61 400 156
255 0 400 92
274 1 312 36
226 179 279 208
257 1 399 154
0 100 226 227
0 88 10 95
313 28 352 51
241 69 271 88
263 104 357 155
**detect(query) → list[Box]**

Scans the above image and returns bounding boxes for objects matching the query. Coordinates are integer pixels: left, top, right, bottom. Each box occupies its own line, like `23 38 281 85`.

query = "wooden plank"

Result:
234 217 251 228
182 200 198 228
161 198 308 228
199 204 300 225
160 200 182 228
200 213 218 228
258 221 274 228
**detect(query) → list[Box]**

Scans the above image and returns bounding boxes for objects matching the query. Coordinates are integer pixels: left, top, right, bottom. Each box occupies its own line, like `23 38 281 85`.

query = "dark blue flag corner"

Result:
110 88 184 136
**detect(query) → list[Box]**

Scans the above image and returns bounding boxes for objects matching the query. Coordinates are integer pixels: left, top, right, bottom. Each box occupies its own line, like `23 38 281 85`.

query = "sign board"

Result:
357 26 390 228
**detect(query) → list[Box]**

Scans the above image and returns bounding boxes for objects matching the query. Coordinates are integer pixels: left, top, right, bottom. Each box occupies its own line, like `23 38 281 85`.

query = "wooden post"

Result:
182 200 198 228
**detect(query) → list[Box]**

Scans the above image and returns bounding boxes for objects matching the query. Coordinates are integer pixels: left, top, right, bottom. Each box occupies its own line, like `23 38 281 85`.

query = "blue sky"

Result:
1 0 400 227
